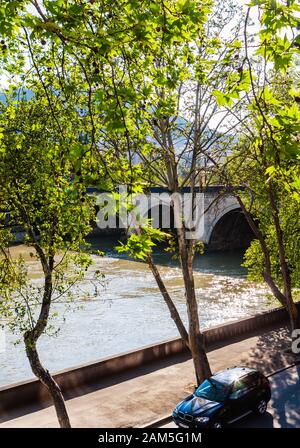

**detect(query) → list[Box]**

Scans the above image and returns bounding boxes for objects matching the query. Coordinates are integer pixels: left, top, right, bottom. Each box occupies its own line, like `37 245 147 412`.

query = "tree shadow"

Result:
238 327 300 428
239 325 296 375
269 363 300 428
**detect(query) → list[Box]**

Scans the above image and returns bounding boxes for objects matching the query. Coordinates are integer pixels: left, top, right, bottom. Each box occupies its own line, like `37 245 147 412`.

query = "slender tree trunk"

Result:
24 332 71 428
262 271 287 306
24 248 71 427
235 191 299 329
147 254 190 347
267 183 300 330
159 115 211 384
235 193 286 303
176 222 212 385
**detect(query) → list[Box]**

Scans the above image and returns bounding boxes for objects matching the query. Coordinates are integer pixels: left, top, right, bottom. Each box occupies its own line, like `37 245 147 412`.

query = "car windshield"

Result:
195 379 230 403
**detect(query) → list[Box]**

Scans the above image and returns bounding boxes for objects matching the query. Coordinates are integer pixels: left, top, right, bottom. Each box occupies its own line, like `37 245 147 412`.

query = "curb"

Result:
142 360 300 429
142 414 173 429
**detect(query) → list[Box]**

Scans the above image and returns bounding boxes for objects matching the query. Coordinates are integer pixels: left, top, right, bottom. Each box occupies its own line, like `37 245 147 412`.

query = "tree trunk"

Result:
24 249 72 427
147 254 190 347
235 193 286 305
176 223 212 385
235 191 299 329
159 114 211 384
262 271 287 306
267 183 300 330
24 332 71 428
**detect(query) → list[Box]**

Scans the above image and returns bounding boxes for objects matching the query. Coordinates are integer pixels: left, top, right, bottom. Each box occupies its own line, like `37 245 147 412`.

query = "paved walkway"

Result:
0 323 297 428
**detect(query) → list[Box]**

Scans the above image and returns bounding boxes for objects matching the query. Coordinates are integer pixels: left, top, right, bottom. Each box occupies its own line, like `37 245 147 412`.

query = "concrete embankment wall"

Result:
0 304 293 416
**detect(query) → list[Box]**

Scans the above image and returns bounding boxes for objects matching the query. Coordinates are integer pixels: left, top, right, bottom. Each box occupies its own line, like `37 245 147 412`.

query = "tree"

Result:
112 0 246 384
222 125 300 329
80 0 249 384
207 0 300 329
2 0 218 385
237 1 300 329
0 93 98 427
4 0 298 382
243 191 300 292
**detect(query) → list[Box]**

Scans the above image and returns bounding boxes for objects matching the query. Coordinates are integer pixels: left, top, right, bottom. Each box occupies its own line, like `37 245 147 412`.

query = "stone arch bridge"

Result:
89 185 254 251
147 186 253 251
6 186 254 251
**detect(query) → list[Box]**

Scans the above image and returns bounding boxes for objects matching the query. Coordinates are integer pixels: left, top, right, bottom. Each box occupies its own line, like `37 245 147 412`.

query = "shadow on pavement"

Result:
269 364 300 428
235 364 300 428
239 326 293 375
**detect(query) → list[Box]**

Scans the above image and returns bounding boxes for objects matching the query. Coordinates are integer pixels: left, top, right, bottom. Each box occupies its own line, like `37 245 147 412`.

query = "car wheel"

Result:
212 421 223 428
255 399 267 415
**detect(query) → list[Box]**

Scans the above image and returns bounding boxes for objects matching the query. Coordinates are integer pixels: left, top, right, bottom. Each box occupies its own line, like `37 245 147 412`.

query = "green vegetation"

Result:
0 0 299 427
0 92 98 427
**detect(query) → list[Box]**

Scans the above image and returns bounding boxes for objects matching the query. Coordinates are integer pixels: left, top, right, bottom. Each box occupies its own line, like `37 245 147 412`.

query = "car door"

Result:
227 384 247 421
229 373 259 420
239 372 261 411
226 376 253 422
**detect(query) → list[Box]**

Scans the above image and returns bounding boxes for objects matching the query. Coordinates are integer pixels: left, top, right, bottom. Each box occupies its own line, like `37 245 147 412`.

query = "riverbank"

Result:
0 320 296 428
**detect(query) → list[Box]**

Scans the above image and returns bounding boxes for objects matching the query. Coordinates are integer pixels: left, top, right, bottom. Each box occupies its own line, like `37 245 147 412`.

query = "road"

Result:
160 364 300 428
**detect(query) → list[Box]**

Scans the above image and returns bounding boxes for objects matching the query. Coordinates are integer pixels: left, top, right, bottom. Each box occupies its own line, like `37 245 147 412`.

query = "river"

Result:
0 237 274 387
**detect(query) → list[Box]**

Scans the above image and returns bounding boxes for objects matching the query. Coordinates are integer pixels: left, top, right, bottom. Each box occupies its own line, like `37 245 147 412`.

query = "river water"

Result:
0 237 273 387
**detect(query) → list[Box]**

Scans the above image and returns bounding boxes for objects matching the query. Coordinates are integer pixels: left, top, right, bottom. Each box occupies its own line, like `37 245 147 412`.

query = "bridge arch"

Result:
207 206 255 251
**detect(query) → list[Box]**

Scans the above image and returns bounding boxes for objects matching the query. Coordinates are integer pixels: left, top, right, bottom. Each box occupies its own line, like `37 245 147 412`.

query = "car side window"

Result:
230 374 257 399
229 380 244 399
256 373 266 386
248 372 259 385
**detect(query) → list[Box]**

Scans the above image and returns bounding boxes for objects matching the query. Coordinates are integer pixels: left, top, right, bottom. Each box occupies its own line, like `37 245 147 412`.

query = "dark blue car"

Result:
173 367 271 428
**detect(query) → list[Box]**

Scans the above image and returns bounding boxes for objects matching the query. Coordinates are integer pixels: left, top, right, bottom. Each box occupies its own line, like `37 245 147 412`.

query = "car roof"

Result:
211 367 257 385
